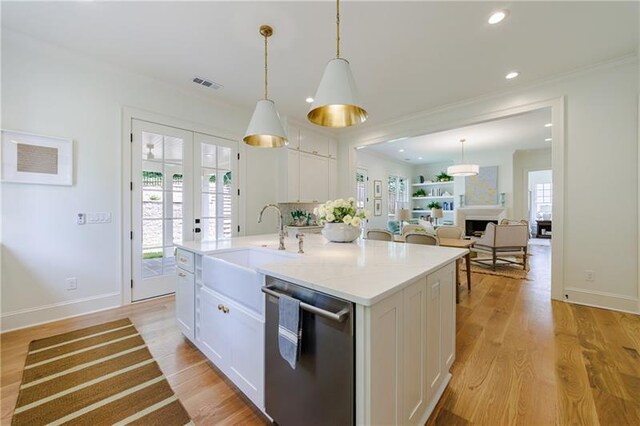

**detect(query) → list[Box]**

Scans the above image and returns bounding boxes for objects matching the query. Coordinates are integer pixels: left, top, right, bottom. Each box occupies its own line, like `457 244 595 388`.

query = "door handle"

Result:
178 272 186 278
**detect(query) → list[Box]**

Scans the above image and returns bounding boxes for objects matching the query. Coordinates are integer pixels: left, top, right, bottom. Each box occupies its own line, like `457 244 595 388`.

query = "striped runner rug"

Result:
12 318 193 426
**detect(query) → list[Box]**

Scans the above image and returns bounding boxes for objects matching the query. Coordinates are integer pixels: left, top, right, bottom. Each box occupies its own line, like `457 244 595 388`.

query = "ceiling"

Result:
363 107 552 164
2 2 637 129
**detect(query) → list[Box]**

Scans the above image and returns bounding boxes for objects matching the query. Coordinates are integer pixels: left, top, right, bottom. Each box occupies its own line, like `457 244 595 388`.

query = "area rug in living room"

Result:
12 318 192 426
460 255 530 280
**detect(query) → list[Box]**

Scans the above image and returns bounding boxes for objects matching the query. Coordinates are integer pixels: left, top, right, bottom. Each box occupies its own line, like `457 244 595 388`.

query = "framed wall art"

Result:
374 198 382 216
1 130 73 186
373 180 382 198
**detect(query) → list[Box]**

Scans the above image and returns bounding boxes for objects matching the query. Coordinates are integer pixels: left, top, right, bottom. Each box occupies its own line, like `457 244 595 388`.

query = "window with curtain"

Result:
388 175 408 218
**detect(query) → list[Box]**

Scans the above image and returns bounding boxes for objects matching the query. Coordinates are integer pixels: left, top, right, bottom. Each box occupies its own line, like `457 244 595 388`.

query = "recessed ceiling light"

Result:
356 146 366 150
488 10 508 25
505 71 519 80
418 157 423 160
545 138 552 142
305 97 314 103
398 149 405 153
544 123 552 128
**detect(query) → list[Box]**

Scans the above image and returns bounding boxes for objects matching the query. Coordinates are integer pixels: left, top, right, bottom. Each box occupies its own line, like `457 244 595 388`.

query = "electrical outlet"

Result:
584 270 595 282
77 213 86 225
66 277 78 290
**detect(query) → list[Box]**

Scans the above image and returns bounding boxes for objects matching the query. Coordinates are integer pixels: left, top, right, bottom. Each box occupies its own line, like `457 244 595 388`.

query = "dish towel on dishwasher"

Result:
278 294 302 369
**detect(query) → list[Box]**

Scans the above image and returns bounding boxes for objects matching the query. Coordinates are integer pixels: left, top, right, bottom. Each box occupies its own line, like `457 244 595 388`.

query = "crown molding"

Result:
342 54 638 143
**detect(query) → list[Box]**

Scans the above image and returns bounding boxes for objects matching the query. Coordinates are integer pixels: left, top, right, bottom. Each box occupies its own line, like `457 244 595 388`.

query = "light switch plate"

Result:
86 212 112 224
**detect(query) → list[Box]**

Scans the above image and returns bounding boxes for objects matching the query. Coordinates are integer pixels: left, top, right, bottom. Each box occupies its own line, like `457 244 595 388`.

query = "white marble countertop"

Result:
175 234 467 306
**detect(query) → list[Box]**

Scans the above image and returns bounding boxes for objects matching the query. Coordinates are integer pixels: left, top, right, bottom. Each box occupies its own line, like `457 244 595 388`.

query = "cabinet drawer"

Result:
176 249 195 273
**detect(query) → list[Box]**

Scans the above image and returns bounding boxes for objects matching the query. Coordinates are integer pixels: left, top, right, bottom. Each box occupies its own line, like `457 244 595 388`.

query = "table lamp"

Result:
396 208 411 230
431 207 444 226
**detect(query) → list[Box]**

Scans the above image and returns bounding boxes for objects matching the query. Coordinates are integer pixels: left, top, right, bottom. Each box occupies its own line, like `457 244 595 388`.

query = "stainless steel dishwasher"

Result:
262 276 354 426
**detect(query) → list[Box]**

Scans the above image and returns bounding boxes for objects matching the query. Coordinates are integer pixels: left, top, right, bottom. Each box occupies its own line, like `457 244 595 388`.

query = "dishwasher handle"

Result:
261 285 350 323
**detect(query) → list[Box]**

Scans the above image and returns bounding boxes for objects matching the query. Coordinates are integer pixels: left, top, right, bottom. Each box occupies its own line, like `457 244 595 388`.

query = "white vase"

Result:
321 222 360 243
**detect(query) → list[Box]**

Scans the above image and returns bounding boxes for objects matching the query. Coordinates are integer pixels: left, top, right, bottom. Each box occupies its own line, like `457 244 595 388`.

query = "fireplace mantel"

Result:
456 206 506 225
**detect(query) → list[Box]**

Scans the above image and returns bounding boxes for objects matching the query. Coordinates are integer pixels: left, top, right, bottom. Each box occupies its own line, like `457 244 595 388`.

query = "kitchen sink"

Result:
202 248 297 315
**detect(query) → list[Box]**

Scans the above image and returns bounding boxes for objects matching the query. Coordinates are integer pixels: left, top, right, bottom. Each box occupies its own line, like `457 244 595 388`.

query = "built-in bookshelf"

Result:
411 181 455 223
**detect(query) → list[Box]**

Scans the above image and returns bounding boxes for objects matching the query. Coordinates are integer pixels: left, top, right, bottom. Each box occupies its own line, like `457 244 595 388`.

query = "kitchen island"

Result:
174 234 466 425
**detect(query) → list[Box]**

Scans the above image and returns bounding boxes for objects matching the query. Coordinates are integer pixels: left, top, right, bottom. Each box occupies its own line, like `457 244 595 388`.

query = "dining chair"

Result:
366 229 393 242
405 233 439 245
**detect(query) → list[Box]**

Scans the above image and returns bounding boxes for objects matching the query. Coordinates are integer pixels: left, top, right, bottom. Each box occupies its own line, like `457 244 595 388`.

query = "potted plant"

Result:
428 201 443 225
412 188 427 198
314 198 370 242
436 172 452 182
291 209 307 226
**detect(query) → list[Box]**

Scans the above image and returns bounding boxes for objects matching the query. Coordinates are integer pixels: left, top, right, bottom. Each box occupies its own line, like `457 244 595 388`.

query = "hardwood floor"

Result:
2 244 639 425
0 297 268 425
428 244 640 425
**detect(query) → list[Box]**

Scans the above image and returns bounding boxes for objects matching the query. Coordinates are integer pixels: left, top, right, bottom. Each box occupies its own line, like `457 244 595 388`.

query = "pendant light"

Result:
447 139 479 177
307 0 367 128
244 25 287 148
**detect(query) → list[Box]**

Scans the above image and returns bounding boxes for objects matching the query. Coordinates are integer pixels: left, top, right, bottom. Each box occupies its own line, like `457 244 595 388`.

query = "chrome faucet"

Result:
258 204 286 250
296 233 305 254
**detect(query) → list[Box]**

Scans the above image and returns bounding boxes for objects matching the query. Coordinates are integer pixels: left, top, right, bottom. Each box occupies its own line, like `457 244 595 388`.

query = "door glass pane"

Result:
142 248 163 278
218 146 231 170
143 219 163 248
202 169 217 192
201 193 216 217
202 218 217 241
164 136 183 164
142 132 163 161
202 143 216 168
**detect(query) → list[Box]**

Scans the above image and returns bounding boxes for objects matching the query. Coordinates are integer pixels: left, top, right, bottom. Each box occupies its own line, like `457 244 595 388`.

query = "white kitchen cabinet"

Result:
328 138 338 159
300 127 328 156
197 284 265 409
176 268 195 341
287 149 300 202
403 278 427 424
362 262 456 425
328 158 338 200
299 152 329 203
287 125 300 150
199 286 230 365
228 304 265 408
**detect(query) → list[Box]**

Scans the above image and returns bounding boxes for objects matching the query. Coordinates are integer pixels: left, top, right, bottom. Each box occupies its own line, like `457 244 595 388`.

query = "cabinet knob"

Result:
217 304 223 311
178 272 186 278
222 306 229 314
179 257 187 263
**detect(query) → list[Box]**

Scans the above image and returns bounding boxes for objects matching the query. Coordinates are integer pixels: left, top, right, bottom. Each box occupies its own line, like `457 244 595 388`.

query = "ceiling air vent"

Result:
192 77 223 90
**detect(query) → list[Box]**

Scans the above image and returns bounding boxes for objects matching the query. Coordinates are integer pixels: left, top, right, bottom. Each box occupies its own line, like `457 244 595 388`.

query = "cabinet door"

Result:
299 152 329 203
369 291 404 426
300 128 329 156
328 158 338 200
403 278 427 424
440 263 456 370
176 268 195 341
228 306 265 409
199 286 230 368
426 272 444 400
287 125 300 150
328 138 338 159
287 149 300 202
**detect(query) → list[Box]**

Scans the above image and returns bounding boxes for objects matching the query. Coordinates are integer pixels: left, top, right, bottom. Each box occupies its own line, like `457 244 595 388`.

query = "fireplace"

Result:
465 219 498 237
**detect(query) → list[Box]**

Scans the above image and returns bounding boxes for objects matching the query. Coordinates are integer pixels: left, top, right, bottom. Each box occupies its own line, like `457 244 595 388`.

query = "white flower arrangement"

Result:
314 198 370 227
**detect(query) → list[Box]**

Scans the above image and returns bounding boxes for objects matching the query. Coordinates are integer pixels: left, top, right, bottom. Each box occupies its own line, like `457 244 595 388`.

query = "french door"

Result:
131 119 237 301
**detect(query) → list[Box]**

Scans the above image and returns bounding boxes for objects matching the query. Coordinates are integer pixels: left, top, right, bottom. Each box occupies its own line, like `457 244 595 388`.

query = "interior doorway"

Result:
528 169 553 244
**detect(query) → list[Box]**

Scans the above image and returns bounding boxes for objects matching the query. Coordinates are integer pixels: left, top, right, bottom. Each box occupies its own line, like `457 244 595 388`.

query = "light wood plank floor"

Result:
2 244 639 425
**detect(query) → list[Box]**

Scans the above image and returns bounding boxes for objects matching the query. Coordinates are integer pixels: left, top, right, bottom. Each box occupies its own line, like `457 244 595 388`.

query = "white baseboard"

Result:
1 292 122 332
563 287 639 314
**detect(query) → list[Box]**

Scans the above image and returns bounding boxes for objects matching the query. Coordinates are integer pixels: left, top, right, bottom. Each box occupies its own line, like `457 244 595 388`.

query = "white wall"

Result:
340 58 639 313
356 150 413 230
1 30 280 330
513 148 552 221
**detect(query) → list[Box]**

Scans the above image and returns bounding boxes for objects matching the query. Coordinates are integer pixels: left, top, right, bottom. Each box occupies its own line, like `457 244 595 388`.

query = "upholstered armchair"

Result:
471 222 529 270
435 226 464 240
